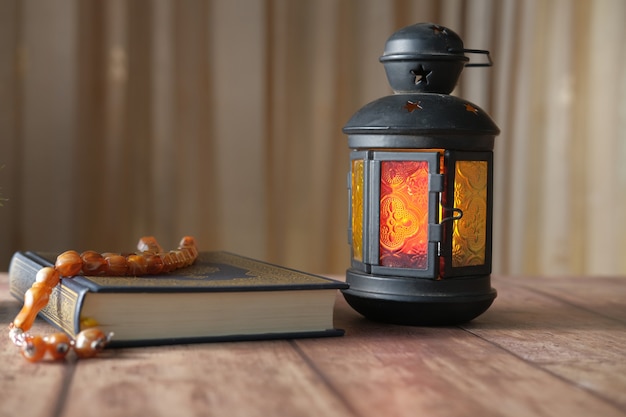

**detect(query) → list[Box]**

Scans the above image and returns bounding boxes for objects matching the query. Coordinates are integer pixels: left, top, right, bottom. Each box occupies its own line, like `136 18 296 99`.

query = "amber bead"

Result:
126 254 148 275
178 247 190 261
186 245 199 261
181 249 193 266
104 254 128 276
35 267 60 288
73 328 111 358
55 250 83 277
159 252 175 272
81 251 107 275
145 253 164 274
173 252 184 269
21 334 47 363
45 333 72 360
169 250 184 268
137 236 163 254
179 236 197 249
177 248 192 266
12 283 51 331
169 250 183 269
179 236 198 265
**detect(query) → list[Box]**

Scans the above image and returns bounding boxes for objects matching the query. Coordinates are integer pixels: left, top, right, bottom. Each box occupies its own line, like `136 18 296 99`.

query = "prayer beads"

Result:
9 236 198 362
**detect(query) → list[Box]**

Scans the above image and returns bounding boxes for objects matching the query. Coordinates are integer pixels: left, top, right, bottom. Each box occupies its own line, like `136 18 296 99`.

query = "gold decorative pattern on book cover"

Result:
77 252 333 289
47 284 80 335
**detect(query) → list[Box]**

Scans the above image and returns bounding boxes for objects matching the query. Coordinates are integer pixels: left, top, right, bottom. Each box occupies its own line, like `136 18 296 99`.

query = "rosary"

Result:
8 236 198 362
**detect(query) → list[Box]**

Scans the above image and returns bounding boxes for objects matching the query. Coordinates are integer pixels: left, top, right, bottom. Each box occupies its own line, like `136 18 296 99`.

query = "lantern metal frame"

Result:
341 22 500 325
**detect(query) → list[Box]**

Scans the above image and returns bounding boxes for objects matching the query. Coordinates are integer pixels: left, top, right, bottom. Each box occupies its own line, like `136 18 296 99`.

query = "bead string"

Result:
9 236 198 362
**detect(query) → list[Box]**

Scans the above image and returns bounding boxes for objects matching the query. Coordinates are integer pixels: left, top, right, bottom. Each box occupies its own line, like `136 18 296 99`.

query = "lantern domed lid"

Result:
343 93 499 150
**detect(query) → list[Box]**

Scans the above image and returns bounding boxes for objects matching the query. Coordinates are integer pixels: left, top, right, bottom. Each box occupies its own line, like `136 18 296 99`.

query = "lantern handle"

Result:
448 48 493 67
440 206 463 223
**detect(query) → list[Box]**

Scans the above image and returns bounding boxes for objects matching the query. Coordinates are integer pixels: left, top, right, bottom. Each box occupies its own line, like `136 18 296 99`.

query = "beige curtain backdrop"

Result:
0 0 625 276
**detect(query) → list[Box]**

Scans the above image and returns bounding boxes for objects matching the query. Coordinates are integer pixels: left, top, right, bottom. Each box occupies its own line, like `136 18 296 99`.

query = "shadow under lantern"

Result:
343 23 500 325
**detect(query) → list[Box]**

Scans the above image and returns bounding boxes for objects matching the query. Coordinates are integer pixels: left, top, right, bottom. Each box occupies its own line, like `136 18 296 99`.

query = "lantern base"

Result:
342 269 496 326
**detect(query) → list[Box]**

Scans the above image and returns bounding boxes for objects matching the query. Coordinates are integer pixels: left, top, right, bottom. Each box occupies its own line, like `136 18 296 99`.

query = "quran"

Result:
9 251 348 347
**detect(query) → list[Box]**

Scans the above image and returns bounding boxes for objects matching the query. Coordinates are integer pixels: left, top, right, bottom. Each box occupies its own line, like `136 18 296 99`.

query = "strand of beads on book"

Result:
8 236 198 362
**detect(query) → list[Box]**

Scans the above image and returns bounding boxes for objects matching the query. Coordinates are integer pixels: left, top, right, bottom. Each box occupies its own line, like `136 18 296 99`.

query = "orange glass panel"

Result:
452 161 488 267
379 161 429 269
351 160 364 262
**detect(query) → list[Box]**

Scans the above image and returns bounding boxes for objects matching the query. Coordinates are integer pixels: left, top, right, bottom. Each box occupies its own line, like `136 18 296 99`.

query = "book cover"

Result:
9 251 349 347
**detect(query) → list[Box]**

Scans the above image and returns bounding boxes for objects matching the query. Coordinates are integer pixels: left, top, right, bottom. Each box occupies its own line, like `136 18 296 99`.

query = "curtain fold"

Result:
1 0 625 276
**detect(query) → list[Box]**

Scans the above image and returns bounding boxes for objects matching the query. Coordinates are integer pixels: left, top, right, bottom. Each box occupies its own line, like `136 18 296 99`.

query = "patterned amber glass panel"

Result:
351 159 364 262
452 161 488 267
379 161 429 269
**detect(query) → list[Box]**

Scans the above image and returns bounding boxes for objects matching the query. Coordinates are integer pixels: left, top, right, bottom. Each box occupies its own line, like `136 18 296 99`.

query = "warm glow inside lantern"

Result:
342 23 500 325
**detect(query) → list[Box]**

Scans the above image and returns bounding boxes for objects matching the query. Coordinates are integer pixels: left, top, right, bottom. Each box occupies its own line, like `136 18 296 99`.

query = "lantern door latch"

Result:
428 173 445 244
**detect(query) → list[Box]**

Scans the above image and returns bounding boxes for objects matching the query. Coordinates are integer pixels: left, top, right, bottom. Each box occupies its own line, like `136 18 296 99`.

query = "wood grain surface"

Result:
1 273 624 417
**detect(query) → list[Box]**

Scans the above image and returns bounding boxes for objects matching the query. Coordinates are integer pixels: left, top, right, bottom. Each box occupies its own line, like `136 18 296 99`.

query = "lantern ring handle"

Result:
448 48 493 67
441 207 463 223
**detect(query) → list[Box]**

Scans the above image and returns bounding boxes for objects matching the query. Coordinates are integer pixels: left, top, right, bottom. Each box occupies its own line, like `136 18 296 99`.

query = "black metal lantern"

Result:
342 23 500 325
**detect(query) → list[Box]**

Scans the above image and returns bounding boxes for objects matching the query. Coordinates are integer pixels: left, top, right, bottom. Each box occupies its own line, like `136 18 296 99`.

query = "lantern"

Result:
342 23 500 325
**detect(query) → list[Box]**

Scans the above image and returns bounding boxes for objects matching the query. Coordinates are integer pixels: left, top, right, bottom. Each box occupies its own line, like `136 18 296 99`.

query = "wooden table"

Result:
1 272 625 417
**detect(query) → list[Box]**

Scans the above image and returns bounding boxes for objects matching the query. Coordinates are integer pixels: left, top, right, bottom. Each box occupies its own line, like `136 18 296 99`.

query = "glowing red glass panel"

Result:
379 161 429 269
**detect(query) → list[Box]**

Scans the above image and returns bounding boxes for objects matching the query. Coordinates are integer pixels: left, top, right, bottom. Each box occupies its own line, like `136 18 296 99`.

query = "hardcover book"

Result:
9 251 349 347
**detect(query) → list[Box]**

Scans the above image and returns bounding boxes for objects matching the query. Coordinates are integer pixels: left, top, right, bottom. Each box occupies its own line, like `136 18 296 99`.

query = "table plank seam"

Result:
50 360 76 417
506 281 626 325
290 340 361 417
459 326 626 414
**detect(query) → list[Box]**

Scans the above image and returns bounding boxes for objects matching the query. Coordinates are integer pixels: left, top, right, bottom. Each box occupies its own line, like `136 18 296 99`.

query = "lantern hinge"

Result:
429 224 443 243
429 173 444 244
429 174 444 193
